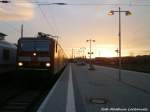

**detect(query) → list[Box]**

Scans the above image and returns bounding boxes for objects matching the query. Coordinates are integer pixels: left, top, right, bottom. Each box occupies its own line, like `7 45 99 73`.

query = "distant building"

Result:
0 32 7 40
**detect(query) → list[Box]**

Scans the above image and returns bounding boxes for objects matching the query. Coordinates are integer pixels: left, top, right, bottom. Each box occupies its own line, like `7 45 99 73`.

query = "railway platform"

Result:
37 63 150 112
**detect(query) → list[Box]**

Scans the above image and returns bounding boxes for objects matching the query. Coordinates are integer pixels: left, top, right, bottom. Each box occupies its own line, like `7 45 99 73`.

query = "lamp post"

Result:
108 7 131 81
87 39 95 70
72 48 74 59
80 47 86 59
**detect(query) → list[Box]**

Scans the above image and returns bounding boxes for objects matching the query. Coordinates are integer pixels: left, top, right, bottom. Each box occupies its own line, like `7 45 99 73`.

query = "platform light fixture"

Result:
108 10 114 15
51 3 67 5
38 2 67 6
0 0 10 3
125 11 132 16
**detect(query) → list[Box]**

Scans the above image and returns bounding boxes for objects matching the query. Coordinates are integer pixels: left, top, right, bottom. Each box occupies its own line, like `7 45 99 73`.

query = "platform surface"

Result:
38 63 150 112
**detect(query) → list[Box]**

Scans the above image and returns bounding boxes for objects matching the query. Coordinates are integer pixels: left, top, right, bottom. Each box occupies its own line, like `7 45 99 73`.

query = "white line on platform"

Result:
66 64 76 112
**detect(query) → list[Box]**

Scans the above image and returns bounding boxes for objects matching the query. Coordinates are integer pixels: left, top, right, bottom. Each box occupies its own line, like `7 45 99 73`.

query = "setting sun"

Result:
90 45 118 58
98 48 116 57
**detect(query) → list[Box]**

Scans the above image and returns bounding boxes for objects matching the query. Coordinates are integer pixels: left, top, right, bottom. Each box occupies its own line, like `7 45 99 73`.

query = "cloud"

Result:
0 0 34 21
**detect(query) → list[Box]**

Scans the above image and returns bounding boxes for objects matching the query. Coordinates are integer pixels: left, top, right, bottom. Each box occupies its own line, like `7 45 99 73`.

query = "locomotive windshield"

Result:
20 40 49 52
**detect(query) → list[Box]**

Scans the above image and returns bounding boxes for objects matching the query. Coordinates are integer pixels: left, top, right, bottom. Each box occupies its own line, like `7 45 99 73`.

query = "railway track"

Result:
0 70 62 112
0 91 41 112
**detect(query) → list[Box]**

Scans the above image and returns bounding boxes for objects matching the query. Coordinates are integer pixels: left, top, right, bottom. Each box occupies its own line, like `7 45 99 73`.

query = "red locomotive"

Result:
17 32 67 74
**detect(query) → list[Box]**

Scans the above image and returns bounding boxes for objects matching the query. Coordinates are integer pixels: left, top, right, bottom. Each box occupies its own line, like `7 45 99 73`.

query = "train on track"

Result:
0 33 17 74
17 32 67 74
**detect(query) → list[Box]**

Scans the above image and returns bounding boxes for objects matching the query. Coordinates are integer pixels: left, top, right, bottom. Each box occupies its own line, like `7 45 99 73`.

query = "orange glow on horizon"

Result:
98 48 117 57
67 45 140 59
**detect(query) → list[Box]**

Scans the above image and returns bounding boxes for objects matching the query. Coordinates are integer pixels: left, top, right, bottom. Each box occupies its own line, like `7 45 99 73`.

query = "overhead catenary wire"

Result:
38 6 62 42
37 3 150 7
5 23 20 33
21 0 62 37
10 0 150 7
38 6 55 34
34 0 58 35
45 6 61 37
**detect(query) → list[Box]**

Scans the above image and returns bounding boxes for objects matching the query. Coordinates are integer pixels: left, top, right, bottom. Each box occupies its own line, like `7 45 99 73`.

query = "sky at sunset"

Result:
0 0 150 58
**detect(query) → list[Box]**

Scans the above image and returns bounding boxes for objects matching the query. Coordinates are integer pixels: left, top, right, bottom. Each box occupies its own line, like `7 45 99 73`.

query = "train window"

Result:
36 41 49 51
56 43 57 53
21 41 34 51
20 40 49 51
3 49 10 60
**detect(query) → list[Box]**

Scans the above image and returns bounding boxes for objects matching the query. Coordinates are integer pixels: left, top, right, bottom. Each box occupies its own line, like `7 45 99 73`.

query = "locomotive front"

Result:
17 38 52 71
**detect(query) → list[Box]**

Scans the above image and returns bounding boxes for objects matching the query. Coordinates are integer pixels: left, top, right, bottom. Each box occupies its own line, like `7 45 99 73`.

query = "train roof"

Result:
18 37 67 57
0 32 7 40
0 40 17 49
18 37 55 41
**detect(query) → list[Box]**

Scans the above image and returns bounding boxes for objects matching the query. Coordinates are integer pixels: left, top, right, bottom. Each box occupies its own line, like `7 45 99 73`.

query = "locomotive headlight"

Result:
18 62 23 66
33 52 37 56
45 62 50 67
